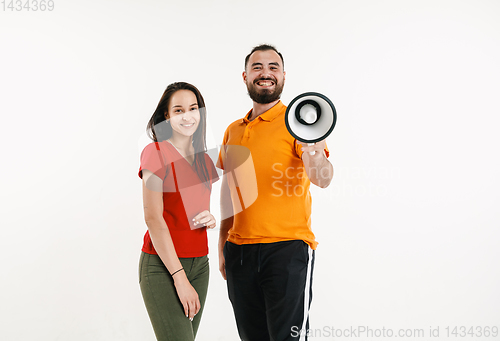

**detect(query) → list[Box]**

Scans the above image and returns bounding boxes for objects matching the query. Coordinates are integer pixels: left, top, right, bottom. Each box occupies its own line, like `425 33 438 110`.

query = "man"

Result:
217 44 333 341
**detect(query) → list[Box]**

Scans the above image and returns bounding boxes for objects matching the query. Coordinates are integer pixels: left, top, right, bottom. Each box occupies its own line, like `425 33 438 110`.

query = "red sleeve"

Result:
138 142 169 179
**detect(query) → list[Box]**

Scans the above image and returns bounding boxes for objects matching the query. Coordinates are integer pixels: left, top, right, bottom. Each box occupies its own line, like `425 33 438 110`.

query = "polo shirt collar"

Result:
243 101 285 123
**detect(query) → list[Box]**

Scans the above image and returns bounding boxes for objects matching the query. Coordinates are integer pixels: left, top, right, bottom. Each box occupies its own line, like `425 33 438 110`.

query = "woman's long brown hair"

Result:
146 82 210 188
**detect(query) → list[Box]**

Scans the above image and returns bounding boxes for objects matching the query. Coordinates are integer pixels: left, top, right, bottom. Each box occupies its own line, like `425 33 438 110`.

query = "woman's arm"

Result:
142 169 200 321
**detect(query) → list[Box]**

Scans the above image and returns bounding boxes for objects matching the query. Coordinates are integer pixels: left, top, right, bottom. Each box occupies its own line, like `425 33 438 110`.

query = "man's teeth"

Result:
258 81 273 86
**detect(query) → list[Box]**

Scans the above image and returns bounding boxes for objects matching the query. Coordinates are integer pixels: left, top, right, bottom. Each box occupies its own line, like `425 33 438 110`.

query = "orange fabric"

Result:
217 101 329 250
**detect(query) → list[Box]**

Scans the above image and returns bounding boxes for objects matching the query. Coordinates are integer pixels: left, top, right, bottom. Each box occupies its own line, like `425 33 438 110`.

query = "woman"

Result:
138 82 218 341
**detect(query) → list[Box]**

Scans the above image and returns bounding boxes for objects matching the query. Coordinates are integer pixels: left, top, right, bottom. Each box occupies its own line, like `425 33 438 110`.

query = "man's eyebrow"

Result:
251 62 281 68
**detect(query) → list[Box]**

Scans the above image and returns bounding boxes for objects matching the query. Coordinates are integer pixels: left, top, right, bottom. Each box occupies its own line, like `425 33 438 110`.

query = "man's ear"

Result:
242 71 247 83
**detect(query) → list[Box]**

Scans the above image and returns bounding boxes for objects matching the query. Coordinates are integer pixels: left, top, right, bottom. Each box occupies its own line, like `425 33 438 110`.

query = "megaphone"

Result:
285 92 337 155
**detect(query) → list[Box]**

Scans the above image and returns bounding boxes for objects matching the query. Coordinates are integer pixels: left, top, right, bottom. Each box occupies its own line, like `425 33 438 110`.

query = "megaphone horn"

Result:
285 92 337 155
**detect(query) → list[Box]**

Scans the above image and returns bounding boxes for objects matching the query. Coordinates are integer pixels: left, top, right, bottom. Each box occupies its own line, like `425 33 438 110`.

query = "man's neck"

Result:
248 99 280 121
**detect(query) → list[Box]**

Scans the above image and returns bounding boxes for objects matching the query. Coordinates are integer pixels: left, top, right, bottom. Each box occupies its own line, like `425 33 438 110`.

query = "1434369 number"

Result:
2 0 55 11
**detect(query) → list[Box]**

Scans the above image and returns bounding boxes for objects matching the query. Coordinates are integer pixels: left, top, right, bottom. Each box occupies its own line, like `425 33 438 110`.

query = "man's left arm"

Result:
298 139 333 188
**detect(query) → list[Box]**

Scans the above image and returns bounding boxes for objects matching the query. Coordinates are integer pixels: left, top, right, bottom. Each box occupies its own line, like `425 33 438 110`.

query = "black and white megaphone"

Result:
285 92 337 155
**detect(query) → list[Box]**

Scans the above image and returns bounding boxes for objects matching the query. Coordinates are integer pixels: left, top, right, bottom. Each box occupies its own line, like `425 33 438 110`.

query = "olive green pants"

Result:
139 252 209 341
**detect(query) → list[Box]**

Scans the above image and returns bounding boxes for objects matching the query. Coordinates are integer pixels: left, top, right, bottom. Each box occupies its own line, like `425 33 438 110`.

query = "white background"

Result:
1 0 499 340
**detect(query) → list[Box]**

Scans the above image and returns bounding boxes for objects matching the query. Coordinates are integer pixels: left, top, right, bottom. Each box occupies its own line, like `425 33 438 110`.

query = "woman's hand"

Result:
173 272 200 321
193 210 216 229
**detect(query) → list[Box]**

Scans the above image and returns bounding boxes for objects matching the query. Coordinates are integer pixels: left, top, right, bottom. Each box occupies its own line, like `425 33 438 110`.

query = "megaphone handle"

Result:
308 143 316 156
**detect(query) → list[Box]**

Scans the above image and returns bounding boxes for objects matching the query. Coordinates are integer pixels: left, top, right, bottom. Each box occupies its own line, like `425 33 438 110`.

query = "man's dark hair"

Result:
244 44 284 70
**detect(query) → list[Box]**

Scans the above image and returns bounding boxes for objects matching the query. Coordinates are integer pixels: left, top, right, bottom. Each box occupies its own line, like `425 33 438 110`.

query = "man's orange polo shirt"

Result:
218 101 329 250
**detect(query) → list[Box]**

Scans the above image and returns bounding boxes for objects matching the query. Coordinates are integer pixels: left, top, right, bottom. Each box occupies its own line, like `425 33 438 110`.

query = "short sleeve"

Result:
138 142 169 180
216 128 230 170
294 140 330 159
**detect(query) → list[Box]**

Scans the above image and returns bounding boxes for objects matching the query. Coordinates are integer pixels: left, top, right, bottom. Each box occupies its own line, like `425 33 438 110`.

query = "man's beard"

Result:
246 78 284 104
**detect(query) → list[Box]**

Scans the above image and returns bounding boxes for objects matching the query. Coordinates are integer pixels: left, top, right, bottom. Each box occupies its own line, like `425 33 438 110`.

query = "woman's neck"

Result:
168 134 194 154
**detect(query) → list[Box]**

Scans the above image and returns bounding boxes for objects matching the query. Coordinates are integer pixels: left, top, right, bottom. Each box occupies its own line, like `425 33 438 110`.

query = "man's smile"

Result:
255 79 275 87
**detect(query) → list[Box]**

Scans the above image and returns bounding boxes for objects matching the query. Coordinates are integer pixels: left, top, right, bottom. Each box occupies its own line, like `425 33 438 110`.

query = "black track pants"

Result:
224 240 315 341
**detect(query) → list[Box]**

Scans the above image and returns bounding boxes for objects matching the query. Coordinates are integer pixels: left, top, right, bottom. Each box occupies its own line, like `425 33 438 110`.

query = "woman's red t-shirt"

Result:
138 141 219 258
